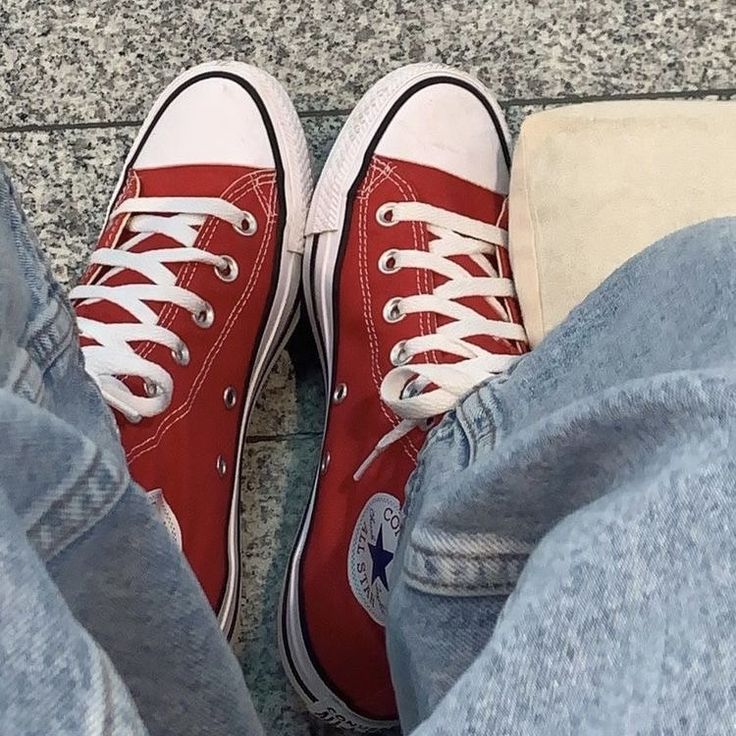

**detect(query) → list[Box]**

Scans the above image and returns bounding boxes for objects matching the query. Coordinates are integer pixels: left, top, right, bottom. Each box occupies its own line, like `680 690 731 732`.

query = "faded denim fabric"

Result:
388 218 736 736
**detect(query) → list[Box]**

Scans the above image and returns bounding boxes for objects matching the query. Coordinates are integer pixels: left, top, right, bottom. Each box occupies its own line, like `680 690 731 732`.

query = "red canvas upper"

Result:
76 163 280 610
299 154 527 720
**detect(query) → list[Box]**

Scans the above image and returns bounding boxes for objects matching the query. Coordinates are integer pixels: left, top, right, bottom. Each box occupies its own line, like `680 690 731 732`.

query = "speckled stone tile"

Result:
0 129 133 286
248 318 325 439
2 0 734 128
234 435 332 735
302 115 346 175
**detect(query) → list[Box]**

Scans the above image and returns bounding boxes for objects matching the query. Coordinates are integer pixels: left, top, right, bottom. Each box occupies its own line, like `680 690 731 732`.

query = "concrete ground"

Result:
1 1 734 733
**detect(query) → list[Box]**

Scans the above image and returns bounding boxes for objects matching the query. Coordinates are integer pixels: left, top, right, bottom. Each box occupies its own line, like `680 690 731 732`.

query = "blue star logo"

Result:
368 525 394 590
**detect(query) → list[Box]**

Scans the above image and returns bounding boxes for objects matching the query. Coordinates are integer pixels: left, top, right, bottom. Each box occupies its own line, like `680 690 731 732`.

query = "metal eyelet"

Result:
320 451 330 474
216 455 227 477
378 249 400 274
192 302 214 328
383 297 405 323
215 255 239 282
233 211 257 236
144 379 162 398
390 341 410 366
376 203 398 226
171 343 190 366
332 383 348 404
223 386 237 409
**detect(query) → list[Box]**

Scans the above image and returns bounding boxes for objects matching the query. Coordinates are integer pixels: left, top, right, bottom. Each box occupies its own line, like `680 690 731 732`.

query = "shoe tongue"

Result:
412 182 522 360
75 164 251 336
374 156 524 364
134 163 252 197
431 204 522 359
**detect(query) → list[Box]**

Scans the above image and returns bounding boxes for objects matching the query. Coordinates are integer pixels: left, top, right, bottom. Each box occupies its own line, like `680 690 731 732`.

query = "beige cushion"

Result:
509 101 736 347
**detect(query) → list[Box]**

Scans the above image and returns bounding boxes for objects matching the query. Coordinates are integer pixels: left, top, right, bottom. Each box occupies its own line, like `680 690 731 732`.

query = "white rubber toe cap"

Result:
375 80 509 194
134 74 275 170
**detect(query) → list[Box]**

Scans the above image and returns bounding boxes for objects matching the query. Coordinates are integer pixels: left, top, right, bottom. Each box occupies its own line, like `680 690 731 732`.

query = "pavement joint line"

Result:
245 431 322 444
2 86 735 135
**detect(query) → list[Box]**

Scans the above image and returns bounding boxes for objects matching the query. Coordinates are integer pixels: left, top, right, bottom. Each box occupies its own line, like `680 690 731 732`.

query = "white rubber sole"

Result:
106 61 312 641
279 63 511 731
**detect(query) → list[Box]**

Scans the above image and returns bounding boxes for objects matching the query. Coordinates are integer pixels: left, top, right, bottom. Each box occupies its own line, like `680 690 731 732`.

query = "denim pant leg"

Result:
0 412 149 736
388 217 736 735
0 166 262 735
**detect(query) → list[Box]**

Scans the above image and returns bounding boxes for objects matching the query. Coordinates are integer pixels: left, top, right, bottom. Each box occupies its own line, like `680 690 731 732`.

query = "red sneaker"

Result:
70 62 311 638
280 64 529 730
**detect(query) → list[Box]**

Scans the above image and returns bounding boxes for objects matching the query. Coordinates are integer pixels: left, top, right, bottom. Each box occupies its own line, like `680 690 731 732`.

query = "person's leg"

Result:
0 164 262 735
0 459 149 736
388 217 736 734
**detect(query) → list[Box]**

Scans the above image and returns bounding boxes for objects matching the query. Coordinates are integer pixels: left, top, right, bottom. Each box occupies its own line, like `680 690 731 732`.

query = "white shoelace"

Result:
70 196 254 423
355 201 527 479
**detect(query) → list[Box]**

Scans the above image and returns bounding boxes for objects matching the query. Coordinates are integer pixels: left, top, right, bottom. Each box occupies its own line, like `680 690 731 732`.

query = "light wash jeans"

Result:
389 214 736 734
2 155 736 736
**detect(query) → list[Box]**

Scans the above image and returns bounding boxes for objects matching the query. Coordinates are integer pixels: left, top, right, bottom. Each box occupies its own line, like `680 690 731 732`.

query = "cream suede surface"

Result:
509 101 736 347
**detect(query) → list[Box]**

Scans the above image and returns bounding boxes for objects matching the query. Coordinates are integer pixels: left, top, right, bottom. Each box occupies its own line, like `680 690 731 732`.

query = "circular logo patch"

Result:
347 492 402 626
